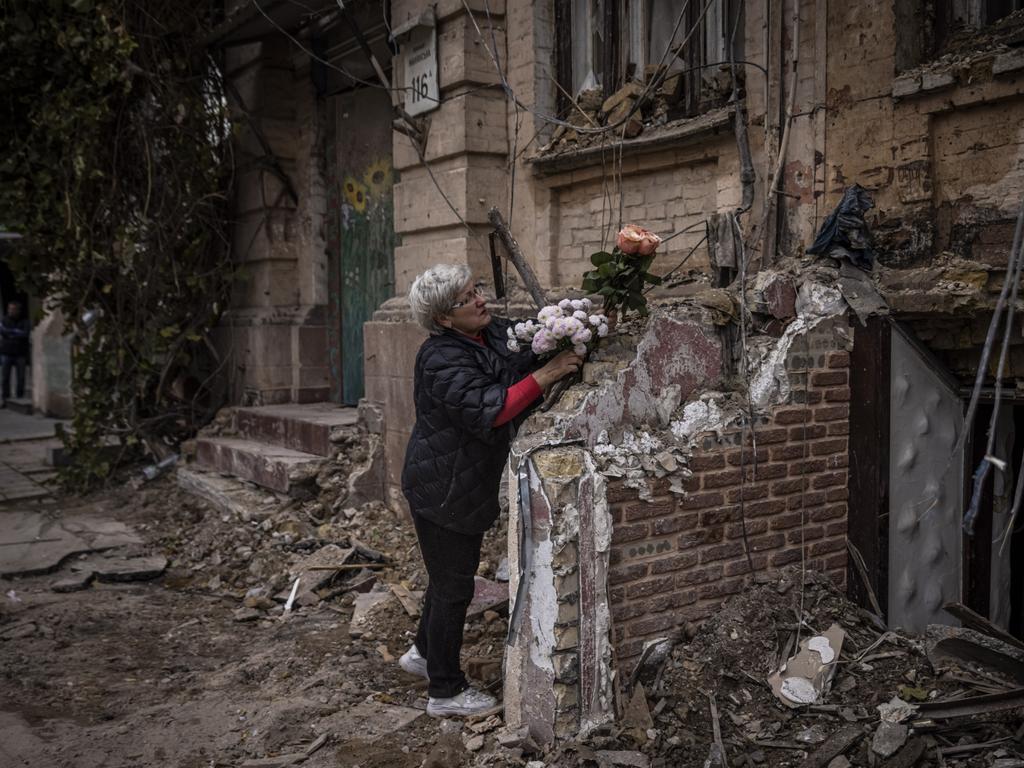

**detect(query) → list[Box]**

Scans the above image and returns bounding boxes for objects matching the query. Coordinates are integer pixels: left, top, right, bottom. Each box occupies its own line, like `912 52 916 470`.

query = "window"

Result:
902 0 1024 69
558 0 738 118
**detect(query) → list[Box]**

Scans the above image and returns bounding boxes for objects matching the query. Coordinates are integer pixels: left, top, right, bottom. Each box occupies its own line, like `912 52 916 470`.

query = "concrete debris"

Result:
877 696 918 723
350 585 393 634
870 721 909 757
51 571 95 592
467 575 508 618
595 750 650 767
70 554 168 582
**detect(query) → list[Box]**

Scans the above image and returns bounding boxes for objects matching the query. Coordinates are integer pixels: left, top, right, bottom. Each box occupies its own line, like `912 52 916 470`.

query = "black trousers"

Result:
412 512 484 699
1 355 26 400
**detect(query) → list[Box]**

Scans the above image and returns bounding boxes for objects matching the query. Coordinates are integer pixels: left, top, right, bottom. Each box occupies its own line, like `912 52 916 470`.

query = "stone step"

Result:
5 397 33 415
233 403 358 457
194 436 326 496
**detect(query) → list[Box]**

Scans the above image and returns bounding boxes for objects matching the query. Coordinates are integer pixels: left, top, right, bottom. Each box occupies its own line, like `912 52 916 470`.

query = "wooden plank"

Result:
847 316 891 618
943 601 1024 651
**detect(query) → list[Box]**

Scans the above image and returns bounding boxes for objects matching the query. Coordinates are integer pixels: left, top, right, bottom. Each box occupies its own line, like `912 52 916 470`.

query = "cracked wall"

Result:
505 281 853 745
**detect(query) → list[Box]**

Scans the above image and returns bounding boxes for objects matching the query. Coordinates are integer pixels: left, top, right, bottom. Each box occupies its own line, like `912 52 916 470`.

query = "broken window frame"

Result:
899 0 1024 70
555 0 738 119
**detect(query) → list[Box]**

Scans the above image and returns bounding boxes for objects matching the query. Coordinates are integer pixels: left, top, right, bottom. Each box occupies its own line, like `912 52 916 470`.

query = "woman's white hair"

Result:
408 263 472 334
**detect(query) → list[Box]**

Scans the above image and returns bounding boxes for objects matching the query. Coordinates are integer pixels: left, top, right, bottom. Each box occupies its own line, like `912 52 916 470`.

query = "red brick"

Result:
626 612 678 637
607 483 640 503
610 506 623 524
653 512 699 536
793 390 823 404
814 405 850 423
746 498 787 518
826 486 849 502
703 470 744 489
675 565 723 586
827 422 850 436
609 563 649 585
615 638 646 659
811 371 847 387
725 519 769 539
770 547 804 567
678 491 726 510
773 407 812 425
770 511 805 530
623 501 675 522
789 424 827 440
771 477 808 495
789 459 827 476
812 471 847 489
827 351 850 369
809 503 847 522
750 463 788 481
612 600 648 622
755 427 790 444
810 537 846 556
825 520 847 537
811 438 848 457
786 526 823 544
650 552 699 575
612 522 650 545
788 492 828 510
825 387 851 402
609 586 625 603
726 447 769 466
827 453 849 469
723 554 768 576
749 532 786 551
700 506 739 526
626 576 675 600
770 443 809 461
697 576 745 600
700 541 747 564
688 454 726 471
725 484 770 503
824 552 847 571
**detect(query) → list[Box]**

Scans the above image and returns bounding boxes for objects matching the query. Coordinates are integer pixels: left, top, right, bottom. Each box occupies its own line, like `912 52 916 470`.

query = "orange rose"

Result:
616 224 661 256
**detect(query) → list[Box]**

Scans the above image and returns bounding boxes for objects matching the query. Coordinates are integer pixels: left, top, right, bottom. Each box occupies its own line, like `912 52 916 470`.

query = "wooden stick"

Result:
487 207 546 310
708 692 729 768
307 562 390 571
942 601 1024 651
846 540 884 620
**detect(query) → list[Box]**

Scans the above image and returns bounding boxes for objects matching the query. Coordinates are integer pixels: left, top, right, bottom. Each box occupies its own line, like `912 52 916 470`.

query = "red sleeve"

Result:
493 374 543 427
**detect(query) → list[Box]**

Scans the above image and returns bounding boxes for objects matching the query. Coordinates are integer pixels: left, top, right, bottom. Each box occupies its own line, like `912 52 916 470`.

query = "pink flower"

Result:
616 224 662 256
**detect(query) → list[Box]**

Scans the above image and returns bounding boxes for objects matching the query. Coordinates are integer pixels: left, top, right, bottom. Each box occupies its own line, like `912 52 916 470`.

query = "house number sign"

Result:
404 25 438 117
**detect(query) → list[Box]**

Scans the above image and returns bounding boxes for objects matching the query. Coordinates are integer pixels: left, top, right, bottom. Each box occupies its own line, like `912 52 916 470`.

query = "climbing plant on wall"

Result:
0 0 233 488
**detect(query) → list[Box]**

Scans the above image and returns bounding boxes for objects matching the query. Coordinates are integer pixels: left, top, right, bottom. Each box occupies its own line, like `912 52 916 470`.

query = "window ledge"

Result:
892 46 1024 101
527 106 735 177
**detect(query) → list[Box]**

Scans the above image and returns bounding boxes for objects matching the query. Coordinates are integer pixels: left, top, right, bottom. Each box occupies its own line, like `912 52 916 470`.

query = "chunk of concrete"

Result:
51 571 95 593
871 722 908 758
467 576 508 618
71 555 168 582
314 695 422 743
0 510 143 577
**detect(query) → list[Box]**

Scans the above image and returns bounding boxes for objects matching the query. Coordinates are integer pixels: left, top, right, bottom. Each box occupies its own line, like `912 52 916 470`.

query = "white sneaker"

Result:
427 687 500 718
398 644 428 679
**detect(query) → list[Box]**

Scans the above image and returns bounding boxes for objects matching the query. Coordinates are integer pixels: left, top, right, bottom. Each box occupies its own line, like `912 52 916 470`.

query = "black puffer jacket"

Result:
402 317 538 534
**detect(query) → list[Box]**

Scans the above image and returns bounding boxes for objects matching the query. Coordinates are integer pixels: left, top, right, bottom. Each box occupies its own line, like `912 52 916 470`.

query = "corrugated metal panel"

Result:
888 328 963 633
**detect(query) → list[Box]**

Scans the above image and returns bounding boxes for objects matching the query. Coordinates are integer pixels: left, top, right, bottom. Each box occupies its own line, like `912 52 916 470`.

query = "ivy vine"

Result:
0 0 234 488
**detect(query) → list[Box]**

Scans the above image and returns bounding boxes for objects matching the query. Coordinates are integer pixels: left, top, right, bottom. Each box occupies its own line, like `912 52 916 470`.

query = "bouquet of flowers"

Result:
581 224 663 318
506 298 610 357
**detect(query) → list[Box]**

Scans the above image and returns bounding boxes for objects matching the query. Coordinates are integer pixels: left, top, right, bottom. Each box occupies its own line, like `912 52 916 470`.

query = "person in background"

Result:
1 300 29 406
399 264 582 717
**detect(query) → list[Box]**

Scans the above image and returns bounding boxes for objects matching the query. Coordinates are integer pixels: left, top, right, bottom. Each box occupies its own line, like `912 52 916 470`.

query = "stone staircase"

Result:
191 403 360 496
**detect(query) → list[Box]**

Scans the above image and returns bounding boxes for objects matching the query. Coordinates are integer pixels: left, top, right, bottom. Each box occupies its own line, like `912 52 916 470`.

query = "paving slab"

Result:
0 408 67 443
0 510 143 577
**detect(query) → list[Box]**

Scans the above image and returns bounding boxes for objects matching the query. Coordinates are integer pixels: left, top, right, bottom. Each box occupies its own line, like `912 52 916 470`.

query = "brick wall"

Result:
606 348 851 662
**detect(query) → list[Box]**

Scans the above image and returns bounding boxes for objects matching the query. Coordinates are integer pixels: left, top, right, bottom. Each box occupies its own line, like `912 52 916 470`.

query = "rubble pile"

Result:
540 63 735 154
637 569 1024 768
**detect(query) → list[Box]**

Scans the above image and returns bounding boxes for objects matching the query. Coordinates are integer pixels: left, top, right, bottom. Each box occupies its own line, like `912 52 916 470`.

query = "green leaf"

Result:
598 286 615 296
597 262 616 278
590 251 614 267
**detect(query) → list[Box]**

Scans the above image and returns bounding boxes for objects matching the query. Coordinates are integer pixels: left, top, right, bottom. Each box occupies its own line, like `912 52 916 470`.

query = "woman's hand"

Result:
533 350 584 389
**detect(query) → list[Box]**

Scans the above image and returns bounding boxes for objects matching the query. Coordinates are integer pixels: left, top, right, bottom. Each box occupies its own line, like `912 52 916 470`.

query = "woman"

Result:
399 264 582 717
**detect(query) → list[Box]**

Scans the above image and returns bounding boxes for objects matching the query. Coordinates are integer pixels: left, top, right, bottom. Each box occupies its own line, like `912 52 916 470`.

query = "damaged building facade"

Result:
207 0 1024 744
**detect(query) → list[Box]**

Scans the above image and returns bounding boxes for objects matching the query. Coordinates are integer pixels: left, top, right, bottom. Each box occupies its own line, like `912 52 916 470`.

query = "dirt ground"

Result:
0 476 511 768
3 459 1023 768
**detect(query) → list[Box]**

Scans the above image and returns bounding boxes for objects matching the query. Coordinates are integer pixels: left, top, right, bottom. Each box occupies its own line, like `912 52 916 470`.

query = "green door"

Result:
330 88 395 405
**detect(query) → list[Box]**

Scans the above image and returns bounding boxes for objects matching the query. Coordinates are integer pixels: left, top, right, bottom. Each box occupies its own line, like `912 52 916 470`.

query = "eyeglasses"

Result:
450 286 485 310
